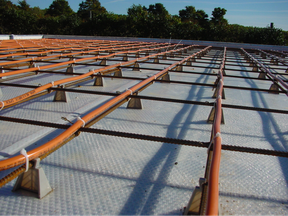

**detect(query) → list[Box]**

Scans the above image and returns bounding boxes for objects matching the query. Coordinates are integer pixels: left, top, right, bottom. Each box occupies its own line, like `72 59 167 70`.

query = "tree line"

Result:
0 0 287 45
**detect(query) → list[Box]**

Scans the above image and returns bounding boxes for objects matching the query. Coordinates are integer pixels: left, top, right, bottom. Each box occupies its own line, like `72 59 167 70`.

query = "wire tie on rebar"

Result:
20 149 29 172
153 75 157 80
77 116 85 127
51 81 55 87
0 101 4 111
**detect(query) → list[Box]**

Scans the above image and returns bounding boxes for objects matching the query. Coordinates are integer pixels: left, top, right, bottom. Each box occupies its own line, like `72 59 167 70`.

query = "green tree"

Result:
127 4 149 37
179 6 196 22
195 9 209 27
146 3 171 38
17 0 29 11
45 0 74 17
147 3 169 17
77 0 106 20
179 6 208 27
30 6 45 19
211 7 227 25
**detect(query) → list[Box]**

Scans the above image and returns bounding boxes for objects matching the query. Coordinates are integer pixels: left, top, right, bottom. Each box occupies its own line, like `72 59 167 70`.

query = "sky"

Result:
10 0 288 30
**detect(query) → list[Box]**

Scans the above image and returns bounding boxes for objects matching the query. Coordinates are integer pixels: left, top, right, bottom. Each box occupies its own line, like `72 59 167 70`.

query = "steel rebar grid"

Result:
0 45 211 169
0 40 287 215
241 48 288 95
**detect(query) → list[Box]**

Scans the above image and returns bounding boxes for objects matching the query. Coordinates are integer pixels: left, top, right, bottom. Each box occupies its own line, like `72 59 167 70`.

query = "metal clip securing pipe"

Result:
77 116 85 127
207 132 222 153
126 89 133 95
217 95 222 104
215 132 222 140
0 101 4 111
20 149 29 172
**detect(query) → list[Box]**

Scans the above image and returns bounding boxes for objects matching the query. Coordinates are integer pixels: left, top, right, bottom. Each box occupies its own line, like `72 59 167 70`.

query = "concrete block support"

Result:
66 64 75 74
100 59 107 66
252 65 258 72
53 85 70 102
13 158 53 199
212 88 226 99
184 178 206 215
123 55 128 61
133 62 140 71
153 57 159 63
258 72 266 79
114 69 123 77
269 83 280 94
207 107 225 124
94 72 105 86
127 93 142 109
161 73 170 81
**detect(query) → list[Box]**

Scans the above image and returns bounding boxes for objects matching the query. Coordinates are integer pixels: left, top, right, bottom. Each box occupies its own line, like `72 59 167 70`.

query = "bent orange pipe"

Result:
0 45 209 172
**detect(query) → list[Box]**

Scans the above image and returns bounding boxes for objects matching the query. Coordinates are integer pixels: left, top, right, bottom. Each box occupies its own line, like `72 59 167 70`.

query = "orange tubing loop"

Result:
205 47 226 215
0 44 192 108
0 46 210 171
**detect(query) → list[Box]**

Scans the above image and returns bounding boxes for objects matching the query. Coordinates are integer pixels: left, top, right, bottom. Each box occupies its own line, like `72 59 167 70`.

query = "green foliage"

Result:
147 3 169 17
127 4 149 37
18 0 30 11
45 0 74 17
38 14 80 35
179 6 209 29
77 0 106 21
0 1 287 45
211 7 228 26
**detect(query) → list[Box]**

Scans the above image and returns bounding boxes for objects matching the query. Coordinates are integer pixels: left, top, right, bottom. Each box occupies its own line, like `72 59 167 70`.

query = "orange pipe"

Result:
0 43 176 79
205 47 226 215
0 45 209 171
0 38 144 54
1 44 184 108
0 40 148 63
241 48 288 91
0 42 163 68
